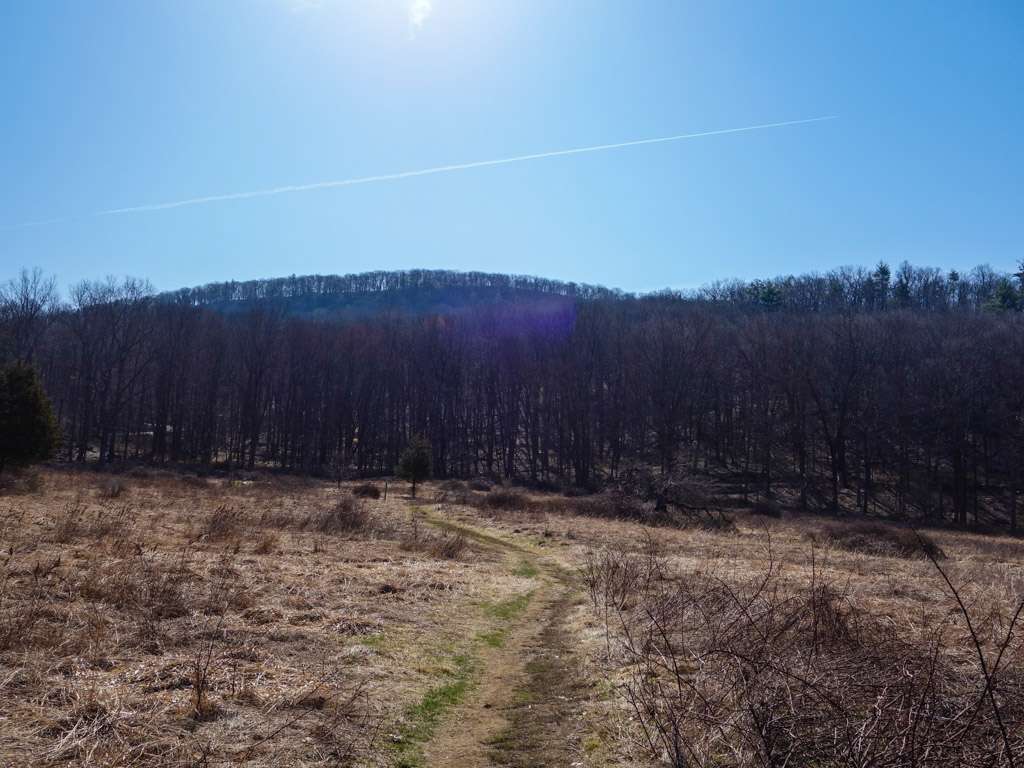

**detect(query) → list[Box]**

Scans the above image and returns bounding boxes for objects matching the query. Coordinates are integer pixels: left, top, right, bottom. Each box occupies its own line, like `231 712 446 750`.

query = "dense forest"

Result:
2 262 1023 530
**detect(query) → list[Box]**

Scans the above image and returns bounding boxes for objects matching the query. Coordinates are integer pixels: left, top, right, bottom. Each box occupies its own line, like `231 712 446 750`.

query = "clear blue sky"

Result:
1 1 1021 293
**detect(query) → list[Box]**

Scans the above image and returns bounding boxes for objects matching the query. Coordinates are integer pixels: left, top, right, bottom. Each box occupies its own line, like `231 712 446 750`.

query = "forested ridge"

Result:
2 262 1024 531
161 269 620 306
156 270 617 323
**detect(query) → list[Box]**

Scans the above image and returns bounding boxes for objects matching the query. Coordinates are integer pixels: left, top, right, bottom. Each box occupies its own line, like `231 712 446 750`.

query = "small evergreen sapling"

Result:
397 435 432 498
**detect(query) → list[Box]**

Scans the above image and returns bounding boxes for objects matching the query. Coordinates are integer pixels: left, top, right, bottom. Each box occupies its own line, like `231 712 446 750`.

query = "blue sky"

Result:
1 1 1021 293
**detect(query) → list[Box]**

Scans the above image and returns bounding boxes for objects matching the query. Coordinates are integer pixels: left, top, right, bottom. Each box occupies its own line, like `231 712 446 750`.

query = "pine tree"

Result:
396 435 432 498
0 363 60 475
985 278 1021 313
871 262 891 309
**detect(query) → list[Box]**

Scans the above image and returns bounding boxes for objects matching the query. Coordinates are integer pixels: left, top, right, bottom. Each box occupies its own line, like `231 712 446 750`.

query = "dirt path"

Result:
419 515 590 768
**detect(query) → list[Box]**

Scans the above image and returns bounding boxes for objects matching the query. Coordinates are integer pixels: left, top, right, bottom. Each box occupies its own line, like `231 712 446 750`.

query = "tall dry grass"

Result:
584 532 1024 767
0 474 397 765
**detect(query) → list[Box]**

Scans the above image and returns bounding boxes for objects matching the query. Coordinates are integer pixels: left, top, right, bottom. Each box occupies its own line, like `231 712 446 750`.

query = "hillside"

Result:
4 262 1024 534
159 269 621 321
153 263 1024 318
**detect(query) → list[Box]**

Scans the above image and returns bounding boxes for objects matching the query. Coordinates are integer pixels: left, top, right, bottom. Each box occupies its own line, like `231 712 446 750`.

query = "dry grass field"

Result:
1 470 1022 766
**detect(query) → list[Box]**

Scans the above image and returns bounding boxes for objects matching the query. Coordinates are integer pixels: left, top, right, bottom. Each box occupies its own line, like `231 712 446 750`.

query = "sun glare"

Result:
409 0 433 34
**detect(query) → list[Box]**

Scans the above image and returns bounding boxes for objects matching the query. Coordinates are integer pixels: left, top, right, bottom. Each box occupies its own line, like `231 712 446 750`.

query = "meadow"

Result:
0 469 1021 766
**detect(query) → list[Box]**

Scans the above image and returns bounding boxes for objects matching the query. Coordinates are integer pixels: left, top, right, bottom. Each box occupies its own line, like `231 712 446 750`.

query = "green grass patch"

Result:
484 591 533 622
360 632 386 648
386 569 536 764
424 514 531 553
391 653 476 767
512 559 540 578
476 628 510 648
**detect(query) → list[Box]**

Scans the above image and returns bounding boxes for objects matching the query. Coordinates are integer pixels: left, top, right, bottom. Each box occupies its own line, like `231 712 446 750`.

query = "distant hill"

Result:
159 269 626 321
157 262 1024 318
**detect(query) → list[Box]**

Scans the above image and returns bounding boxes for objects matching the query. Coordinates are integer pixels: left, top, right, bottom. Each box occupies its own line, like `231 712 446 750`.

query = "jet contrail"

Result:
2 115 836 229
98 115 836 216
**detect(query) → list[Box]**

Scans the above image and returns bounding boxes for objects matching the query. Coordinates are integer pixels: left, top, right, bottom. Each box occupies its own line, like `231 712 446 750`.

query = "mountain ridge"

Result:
157 268 624 321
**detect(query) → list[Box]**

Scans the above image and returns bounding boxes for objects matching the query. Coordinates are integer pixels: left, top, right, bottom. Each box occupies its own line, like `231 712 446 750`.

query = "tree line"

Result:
162 268 621 307
161 262 1024 314
2 263 1022 530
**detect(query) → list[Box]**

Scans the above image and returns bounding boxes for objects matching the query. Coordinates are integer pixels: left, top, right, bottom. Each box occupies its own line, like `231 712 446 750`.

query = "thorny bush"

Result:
584 538 1024 767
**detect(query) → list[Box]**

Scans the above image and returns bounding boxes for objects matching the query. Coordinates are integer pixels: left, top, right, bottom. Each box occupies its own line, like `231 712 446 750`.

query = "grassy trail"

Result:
401 512 592 768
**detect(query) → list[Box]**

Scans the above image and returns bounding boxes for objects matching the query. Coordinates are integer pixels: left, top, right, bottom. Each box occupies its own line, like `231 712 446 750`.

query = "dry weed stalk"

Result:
399 516 468 560
585 534 1024 767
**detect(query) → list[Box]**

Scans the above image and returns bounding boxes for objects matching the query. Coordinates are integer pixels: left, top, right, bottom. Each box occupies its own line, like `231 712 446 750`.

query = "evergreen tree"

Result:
748 279 781 309
985 278 1021 312
396 435 432 497
0 363 60 475
871 262 891 308
892 262 913 308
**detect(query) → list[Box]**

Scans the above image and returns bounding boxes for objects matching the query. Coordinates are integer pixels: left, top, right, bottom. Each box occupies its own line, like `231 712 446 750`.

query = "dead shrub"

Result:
42 687 163 763
257 507 297 529
64 548 193 650
680 508 739 533
562 484 590 497
434 486 475 507
52 501 88 543
750 498 783 518
52 502 139 545
0 469 44 496
524 477 564 493
0 555 64 652
351 482 381 499
89 503 137 540
429 532 467 559
583 546 663 613
565 492 736 532
817 521 946 560
481 489 528 511
314 496 371 534
565 492 647 521
135 548 194 623
203 505 244 540
399 519 468 560
252 531 279 554
588 541 1022 768
98 477 127 499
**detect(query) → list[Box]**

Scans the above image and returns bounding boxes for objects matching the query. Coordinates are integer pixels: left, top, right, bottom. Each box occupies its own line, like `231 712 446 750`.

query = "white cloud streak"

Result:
0 116 836 230
94 116 836 217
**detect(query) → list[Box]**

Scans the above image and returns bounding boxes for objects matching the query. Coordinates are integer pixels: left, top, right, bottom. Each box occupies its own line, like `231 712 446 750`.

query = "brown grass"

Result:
582 531 1022 766
399 517 469 560
424 493 1024 766
351 482 381 499
480 489 529 511
815 520 946 559
97 476 128 499
312 495 372 533
0 471 523 766
201 503 244 540
4 472 1022 766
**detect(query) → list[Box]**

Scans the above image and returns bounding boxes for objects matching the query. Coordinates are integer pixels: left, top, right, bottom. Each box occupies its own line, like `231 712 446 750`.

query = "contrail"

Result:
3 116 836 228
